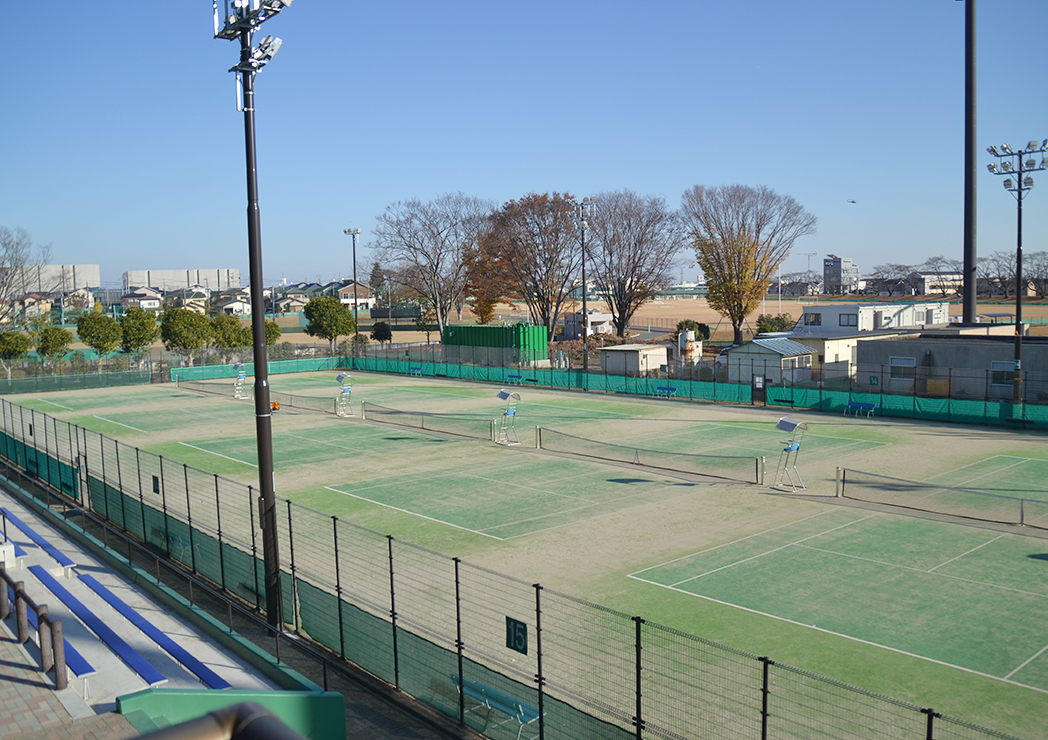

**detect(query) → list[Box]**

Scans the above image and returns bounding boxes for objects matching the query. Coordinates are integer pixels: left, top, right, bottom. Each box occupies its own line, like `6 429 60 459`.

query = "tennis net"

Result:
361 402 494 441
537 427 764 484
839 468 1048 530
177 378 338 415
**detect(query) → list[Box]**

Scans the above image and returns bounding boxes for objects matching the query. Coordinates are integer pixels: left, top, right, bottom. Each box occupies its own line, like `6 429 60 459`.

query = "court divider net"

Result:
538 427 763 484
840 468 1048 531
361 402 495 441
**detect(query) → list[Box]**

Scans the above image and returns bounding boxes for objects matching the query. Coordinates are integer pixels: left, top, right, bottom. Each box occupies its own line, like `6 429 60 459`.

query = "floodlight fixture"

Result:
987 163 998 174
1003 179 1016 190
1001 143 1013 154
1023 177 1034 189
1026 158 1037 169
1001 160 1013 172
1028 141 1041 152
987 145 1000 156
214 0 292 39
231 35 282 72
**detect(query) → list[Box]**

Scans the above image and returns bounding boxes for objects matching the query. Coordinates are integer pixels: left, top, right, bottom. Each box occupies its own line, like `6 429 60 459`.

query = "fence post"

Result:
0 564 8 618
14 582 28 643
453 557 465 726
113 442 127 531
534 583 545 740
331 516 345 658
921 707 939 740
387 535 399 689
51 618 67 690
286 500 300 631
159 456 170 552
759 656 773 740
633 616 644 740
38 604 52 672
184 465 197 571
214 475 226 588
248 486 260 608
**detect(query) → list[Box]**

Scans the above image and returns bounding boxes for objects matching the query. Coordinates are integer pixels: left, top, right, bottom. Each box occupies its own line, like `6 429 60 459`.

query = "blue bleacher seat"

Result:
79 573 230 690
1 507 76 576
29 565 167 687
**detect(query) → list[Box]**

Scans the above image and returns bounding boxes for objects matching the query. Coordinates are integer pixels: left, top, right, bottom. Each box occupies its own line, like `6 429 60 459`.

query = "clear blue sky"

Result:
2 1 1045 290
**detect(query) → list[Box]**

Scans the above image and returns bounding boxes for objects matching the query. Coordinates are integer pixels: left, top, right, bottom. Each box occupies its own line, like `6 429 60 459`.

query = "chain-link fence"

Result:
0 396 1025 740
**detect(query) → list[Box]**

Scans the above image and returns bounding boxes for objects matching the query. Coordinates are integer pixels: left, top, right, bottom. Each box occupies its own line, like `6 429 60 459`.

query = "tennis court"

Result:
631 504 1048 692
9 369 1048 737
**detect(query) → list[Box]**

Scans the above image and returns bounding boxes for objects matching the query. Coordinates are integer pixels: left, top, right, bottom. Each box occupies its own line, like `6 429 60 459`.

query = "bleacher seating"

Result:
1 507 76 576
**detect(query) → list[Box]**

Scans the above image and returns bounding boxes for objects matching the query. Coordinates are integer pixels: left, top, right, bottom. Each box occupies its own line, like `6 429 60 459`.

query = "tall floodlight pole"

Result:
569 197 596 375
986 139 1048 406
214 0 293 628
344 228 362 344
961 0 978 324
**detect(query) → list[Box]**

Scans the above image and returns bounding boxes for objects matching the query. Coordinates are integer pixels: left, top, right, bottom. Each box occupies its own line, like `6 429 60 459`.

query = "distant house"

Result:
337 282 375 310
122 287 162 311
723 337 814 385
12 293 53 320
600 344 668 376
59 287 96 312
276 295 309 314
563 309 614 340
214 297 252 315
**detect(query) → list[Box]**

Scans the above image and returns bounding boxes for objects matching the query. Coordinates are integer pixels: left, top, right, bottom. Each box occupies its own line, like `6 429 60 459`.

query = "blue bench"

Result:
7 584 95 681
2 536 27 569
451 674 541 740
79 573 231 690
507 374 524 385
653 386 677 399
2 508 76 577
29 565 167 687
409 366 423 377
844 401 875 419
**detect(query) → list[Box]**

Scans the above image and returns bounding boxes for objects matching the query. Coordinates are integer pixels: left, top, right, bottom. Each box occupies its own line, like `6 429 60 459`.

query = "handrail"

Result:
0 560 67 689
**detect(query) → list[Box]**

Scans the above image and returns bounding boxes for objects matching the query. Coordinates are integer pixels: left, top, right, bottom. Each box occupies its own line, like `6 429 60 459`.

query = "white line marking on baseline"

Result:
625 575 1048 696
94 416 149 433
668 515 878 588
177 442 257 468
39 399 74 410
322 485 504 540
1006 643 1048 680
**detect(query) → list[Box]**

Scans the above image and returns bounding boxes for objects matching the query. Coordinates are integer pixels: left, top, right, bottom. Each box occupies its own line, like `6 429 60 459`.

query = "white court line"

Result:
928 535 1003 572
177 441 257 468
625 574 1048 696
630 508 846 577
669 515 878 588
1006 643 1048 681
323 485 504 540
38 399 74 410
94 415 149 433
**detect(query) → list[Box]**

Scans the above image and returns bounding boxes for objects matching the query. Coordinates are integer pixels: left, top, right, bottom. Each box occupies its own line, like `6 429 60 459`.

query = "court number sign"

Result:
506 616 528 655
869 376 879 386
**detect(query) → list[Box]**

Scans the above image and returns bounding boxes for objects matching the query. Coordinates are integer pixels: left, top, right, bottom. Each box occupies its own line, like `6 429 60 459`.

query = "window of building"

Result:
915 310 926 323
839 314 857 327
889 356 916 380
991 361 1013 386
805 313 822 326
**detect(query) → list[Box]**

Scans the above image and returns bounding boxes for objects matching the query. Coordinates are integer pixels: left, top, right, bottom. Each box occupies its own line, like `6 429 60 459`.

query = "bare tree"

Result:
918 256 963 297
587 190 681 336
980 252 1015 297
478 193 580 342
868 264 911 296
373 193 494 337
1026 250 1048 299
0 226 54 325
680 184 816 345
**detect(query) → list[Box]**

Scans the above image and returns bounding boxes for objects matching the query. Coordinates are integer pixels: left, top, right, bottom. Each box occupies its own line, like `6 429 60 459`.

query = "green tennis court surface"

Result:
16 388 204 413
174 422 457 470
632 506 1048 691
326 453 692 539
922 455 1048 497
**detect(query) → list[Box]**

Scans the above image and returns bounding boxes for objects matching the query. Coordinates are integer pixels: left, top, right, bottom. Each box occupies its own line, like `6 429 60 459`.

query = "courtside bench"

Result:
507 374 523 385
451 674 541 740
844 401 875 419
409 366 423 377
653 386 677 399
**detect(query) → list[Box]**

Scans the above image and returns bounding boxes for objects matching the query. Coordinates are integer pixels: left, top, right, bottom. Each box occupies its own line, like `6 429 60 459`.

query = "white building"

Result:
792 302 950 336
563 309 614 340
1 264 101 294
600 344 668 376
122 269 240 292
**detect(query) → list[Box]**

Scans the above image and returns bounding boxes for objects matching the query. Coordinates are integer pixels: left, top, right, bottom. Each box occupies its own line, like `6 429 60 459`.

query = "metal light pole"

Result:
570 197 595 375
343 228 361 344
986 139 1048 406
214 0 292 628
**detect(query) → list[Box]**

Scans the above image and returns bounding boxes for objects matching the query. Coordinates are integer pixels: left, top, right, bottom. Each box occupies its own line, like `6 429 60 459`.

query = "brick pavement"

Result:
0 628 77 739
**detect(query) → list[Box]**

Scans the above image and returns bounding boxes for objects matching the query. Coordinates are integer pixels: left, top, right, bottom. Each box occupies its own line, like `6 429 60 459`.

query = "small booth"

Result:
600 344 668 377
